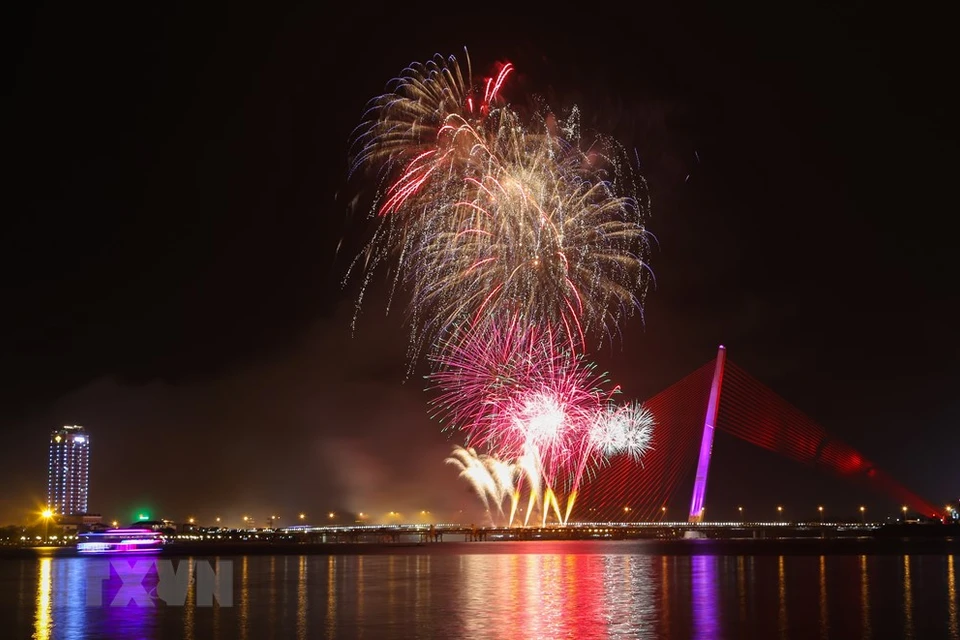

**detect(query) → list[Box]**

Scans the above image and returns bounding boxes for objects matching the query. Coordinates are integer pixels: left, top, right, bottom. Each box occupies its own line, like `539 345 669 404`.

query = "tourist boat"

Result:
76 528 165 554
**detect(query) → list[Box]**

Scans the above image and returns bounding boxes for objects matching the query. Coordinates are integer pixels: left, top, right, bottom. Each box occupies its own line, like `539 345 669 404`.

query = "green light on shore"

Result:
138 513 149 521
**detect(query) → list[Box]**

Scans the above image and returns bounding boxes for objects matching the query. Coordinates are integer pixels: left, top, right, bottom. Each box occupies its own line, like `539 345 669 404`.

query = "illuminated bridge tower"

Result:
47 425 90 516
688 346 727 523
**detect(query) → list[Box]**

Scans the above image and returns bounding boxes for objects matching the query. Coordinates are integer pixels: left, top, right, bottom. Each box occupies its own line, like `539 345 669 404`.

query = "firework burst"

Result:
428 317 611 463
589 401 655 461
432 319 656 524
348 51 657 524
347 51 652 359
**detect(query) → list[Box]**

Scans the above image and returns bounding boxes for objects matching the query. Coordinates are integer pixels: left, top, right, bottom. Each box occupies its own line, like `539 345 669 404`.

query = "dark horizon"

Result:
4 6 957 526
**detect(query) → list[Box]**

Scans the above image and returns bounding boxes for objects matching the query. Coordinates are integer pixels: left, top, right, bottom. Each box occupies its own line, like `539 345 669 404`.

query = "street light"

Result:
111 520 119 528
818 506 824 523
41 509 53 543
738 506 743 521
777 505 783 522
859 506 865 523
661 506 667 520
299 513 306 521
902 505 908 521
188 517 195 525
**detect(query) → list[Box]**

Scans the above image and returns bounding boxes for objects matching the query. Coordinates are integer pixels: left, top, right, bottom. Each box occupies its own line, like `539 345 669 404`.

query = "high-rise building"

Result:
47 425 90 516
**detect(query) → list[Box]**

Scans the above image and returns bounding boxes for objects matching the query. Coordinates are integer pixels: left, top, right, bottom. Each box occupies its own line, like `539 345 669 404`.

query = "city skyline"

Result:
27 351 953 530
4 8 957 524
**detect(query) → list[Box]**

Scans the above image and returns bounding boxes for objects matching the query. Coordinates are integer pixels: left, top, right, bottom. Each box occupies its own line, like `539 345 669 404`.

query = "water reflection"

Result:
297 556 307 640
387 555 396 629
34 557 51 640
458 551 662 638
356 556 364 623
183 560 195 640
100 560 157 638
269 556 277 632
415 555 430 629
778 555 788 640
818 555 828 639
212 558 223 639
13 544 960 639
60 560 87 638
691 555 719 639
326 556 336 639
948 554 957 639
239 555 249 640
736 556 747 626
860 555 871 639
660 555 671 637
903 555 913 638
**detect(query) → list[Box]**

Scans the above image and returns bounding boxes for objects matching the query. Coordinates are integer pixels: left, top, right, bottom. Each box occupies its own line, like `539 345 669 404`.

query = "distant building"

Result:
47 425 90 516
136 520 176 534
58 513 103 533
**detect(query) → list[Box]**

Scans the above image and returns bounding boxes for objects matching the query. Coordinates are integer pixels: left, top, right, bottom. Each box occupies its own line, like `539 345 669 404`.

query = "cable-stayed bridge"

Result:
571 346 943 523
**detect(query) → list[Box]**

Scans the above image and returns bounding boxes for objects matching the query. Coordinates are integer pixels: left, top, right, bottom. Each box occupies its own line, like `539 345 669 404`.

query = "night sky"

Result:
5 6 956 527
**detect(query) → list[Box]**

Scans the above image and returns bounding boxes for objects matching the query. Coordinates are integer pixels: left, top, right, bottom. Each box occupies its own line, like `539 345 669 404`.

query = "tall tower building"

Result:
47 425 90 516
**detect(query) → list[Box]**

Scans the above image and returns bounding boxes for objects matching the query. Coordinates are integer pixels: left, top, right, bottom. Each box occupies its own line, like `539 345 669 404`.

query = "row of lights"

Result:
167 503 958 528
178 510 432 527
618 504 941 520
43 503 952 529
117 504 953 527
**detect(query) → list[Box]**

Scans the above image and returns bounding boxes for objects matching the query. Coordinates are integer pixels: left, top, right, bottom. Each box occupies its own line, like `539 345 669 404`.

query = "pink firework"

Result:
429 316 613 484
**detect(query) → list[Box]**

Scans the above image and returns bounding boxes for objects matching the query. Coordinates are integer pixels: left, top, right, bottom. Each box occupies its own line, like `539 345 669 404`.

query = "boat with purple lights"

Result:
76 528 165 554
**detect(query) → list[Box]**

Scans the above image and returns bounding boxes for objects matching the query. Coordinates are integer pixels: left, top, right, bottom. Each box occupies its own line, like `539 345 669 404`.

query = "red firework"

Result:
429 316 615 485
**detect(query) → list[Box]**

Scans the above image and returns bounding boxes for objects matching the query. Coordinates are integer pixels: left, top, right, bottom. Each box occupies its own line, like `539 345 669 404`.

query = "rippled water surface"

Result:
2 540 958 639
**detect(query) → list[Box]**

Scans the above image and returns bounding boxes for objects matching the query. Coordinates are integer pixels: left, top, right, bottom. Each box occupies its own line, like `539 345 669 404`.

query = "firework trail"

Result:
433 321 655 524
347 50 653 359
349 51 657 523
446 445 527 526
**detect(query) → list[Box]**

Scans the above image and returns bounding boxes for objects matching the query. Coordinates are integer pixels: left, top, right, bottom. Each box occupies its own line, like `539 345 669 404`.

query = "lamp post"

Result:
299 513 306 521
901 506 908 521
860 506 865 524
41 509 53 543
777 505 783 522
661 506 667 520
738 506 743 522
818 506 824 523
